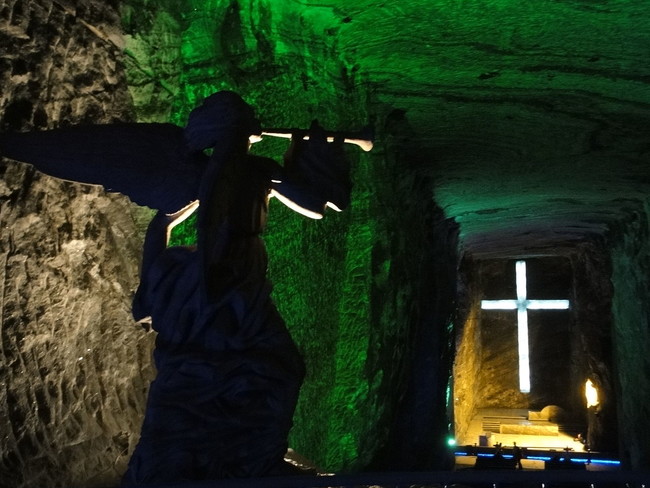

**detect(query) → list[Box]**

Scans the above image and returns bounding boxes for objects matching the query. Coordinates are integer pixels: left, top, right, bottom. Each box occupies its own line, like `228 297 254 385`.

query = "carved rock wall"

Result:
452 303 481 444
610 208 650 467
0 2 154 487
364 113 458 471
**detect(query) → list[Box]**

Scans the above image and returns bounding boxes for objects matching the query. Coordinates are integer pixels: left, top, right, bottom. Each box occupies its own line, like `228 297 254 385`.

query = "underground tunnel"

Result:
1 0 650 486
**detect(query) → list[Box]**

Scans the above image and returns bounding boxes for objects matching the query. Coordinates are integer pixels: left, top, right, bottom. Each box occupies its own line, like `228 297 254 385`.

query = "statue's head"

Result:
184 91 261 152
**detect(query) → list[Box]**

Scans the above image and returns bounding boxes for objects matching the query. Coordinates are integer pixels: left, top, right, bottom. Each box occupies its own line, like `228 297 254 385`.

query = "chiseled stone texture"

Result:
611 211 650 468
0 1 154 487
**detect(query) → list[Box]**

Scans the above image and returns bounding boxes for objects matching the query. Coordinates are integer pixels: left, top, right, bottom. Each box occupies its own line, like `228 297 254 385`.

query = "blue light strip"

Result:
455 452 620 466
573 458 621 466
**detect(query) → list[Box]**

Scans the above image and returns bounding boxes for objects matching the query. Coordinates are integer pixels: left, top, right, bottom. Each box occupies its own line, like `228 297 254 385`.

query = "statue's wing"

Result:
0 123 205 212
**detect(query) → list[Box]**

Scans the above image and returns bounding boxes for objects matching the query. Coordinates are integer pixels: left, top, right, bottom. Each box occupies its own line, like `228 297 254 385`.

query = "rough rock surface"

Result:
0 1 154 487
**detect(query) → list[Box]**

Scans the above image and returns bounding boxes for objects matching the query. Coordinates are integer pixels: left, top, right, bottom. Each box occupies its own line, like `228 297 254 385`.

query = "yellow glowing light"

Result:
585 379 599 408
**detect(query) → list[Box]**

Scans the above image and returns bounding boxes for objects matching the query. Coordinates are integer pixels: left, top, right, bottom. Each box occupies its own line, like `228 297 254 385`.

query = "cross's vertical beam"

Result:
481 260 570 393
515 261 531 393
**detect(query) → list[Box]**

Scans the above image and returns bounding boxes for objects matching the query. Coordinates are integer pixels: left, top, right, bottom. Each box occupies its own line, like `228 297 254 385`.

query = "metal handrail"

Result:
122 469 650 488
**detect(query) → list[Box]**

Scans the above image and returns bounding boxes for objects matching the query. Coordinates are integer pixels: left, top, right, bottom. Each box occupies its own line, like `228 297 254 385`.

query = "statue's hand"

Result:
164 200 200 244
284 120 333 168
274 121 350 218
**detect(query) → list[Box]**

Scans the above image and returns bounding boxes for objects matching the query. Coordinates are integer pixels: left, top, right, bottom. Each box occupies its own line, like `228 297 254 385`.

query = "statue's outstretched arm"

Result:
132 200 198 321
0 123 204 213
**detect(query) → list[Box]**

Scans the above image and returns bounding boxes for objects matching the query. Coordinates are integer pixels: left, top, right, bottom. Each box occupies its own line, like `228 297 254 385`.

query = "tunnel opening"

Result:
453 254 613 456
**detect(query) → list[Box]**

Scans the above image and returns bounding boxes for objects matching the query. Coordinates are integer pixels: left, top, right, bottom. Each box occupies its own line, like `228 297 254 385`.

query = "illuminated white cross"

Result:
481 260 570 393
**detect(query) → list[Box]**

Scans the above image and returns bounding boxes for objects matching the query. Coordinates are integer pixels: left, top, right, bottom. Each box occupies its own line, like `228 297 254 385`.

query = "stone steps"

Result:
481 415 559 435
500 422 559 435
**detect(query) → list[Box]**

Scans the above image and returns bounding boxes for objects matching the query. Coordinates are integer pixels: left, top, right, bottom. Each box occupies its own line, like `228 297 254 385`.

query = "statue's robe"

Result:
123 147 306 483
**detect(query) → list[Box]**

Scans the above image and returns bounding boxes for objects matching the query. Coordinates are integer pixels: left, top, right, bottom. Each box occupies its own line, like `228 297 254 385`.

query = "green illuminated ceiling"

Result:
147 0 649 258
124 0 650 260
322 0 650 257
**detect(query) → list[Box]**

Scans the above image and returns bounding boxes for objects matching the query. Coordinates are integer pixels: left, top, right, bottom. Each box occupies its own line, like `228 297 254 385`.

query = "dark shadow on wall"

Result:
365 109 458 471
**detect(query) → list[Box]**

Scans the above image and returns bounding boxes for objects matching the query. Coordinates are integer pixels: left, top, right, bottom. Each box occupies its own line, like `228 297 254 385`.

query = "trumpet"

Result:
250 126 374 152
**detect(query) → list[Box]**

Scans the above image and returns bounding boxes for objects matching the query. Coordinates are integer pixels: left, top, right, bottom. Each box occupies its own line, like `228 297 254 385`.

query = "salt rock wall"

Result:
120 0 183 122
452 273 483 446
0 1 154 487
610 208 650 469
569 243 618 455
365 111 458 471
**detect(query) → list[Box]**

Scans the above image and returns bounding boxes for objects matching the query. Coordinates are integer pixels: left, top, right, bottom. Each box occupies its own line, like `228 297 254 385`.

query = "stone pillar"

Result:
0 1 154 487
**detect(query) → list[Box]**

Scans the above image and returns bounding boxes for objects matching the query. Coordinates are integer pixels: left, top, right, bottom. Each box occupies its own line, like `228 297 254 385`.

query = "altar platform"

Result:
454 407 620 471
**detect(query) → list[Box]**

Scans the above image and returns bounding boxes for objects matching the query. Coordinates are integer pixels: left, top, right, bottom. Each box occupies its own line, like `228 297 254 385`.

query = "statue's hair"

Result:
184 91 261 152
